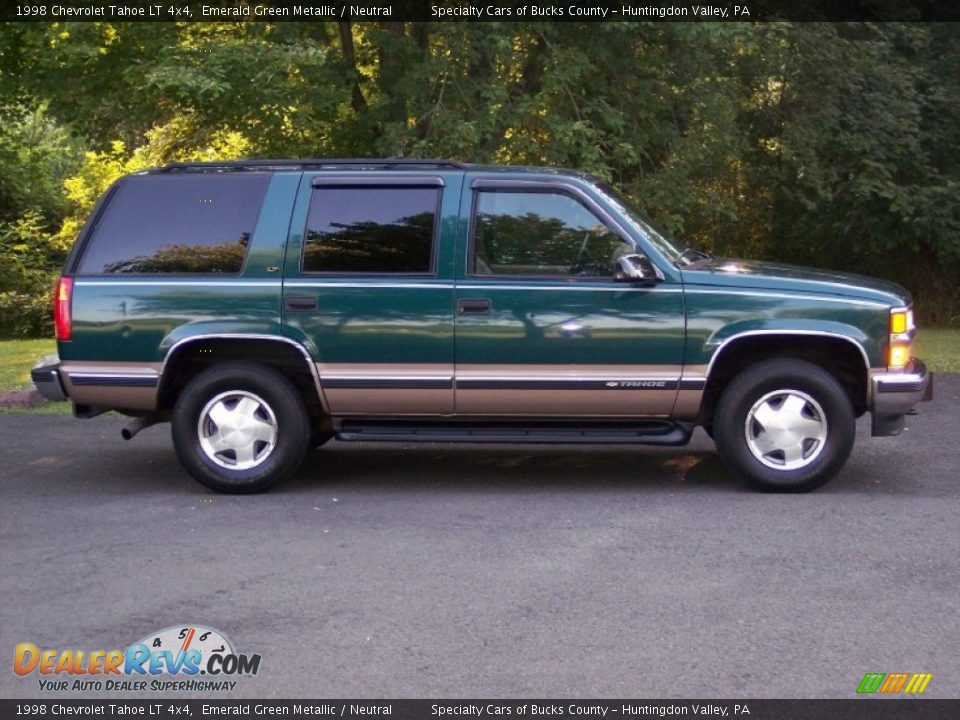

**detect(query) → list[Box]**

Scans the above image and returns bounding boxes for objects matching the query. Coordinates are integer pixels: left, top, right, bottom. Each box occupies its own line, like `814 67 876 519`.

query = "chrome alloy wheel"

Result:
744 389 828 471
197 391 278 470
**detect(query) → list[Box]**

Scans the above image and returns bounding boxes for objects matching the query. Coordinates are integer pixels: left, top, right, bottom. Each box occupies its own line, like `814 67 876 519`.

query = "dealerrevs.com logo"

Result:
14 625 261 692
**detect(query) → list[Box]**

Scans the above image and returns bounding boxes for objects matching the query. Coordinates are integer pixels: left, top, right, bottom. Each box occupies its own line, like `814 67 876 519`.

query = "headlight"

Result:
888 344 910 369
888 307 914 370
890 309 914 335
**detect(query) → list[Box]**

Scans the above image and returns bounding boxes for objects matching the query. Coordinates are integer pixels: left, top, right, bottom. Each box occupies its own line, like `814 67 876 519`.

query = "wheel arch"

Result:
698 330 873 426
157 335 328 418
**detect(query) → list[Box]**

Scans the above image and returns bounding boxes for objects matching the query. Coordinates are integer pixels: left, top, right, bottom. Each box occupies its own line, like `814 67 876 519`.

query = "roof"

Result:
152 158 470 173
148 158 591 180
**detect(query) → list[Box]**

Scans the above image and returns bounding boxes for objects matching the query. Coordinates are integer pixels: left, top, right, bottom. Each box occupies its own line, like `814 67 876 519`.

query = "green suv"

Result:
32 159 932 493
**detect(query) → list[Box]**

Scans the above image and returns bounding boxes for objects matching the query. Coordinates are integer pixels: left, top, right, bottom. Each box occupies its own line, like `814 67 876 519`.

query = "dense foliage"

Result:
0 21 957 336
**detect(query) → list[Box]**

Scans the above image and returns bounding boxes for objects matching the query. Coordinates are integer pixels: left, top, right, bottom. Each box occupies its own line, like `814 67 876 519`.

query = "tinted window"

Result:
78 174 269 274
473 190 631 277
303 187 438 274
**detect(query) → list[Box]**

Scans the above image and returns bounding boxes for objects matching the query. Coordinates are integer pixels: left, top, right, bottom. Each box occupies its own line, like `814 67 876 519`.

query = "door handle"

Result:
457 298 492 315
285 296 318 311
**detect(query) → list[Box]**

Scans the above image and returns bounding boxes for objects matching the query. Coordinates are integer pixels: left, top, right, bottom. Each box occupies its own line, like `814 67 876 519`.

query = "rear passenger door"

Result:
282 174 460 415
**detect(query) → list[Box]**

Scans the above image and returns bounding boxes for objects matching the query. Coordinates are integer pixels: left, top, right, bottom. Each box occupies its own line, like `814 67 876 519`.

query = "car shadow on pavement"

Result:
283 441 744 494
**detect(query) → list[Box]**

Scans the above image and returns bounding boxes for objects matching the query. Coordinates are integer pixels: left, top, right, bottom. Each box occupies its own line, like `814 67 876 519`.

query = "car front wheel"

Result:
713 359 856 492
172 362 310 493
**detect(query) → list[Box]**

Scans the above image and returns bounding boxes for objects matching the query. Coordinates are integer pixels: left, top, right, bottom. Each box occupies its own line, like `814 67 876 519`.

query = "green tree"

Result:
0 20 957 333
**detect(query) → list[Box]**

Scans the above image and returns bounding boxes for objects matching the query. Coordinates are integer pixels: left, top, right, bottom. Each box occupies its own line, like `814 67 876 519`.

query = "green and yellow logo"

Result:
857 672 933 694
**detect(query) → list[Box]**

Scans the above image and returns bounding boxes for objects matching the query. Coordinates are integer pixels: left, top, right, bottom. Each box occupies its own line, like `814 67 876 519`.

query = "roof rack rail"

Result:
156 158 470 173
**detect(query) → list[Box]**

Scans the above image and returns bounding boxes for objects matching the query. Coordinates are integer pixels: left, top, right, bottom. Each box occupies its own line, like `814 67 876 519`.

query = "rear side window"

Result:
77 174 269 274
303 186 439 274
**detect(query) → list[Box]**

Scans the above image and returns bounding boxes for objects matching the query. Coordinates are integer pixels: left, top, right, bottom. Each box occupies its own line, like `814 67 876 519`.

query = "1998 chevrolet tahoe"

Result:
32 159 933 493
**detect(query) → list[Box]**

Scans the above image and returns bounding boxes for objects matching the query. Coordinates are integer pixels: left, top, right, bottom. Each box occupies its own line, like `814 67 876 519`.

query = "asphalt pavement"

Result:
1 376 957 699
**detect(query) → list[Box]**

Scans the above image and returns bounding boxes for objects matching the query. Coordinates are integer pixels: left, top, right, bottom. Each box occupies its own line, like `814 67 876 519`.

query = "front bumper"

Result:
31 356 67 402
870 358 933 436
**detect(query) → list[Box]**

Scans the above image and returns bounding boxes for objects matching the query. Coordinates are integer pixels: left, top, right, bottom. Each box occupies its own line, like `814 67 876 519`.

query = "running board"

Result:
334 419 692 446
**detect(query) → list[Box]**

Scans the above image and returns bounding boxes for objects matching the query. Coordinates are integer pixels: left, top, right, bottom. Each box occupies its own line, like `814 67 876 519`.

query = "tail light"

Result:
54 277 73 341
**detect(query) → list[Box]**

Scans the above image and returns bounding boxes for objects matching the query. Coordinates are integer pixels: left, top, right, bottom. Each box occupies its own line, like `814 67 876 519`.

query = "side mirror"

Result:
614 253 661 283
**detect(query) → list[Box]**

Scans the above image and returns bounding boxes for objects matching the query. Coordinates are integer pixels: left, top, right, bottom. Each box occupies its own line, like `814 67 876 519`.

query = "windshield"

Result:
592 181 684 263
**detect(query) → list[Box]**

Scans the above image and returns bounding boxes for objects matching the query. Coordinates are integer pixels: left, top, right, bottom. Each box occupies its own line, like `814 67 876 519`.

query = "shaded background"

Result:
0 21 958 335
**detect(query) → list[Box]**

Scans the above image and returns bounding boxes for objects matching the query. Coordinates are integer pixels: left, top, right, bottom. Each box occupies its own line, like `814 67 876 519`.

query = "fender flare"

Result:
158 333 328 413
705 328 873 380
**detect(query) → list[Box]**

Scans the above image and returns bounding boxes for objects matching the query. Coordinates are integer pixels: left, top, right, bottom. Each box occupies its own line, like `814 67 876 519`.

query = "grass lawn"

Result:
0 338 66 413
914 328 960 374
0 338 56 391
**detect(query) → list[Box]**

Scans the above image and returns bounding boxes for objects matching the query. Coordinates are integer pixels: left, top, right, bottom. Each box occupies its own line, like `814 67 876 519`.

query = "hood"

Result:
681 258 911 307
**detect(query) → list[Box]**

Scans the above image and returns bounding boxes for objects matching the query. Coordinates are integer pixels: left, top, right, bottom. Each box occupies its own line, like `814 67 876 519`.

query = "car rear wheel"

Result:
713 359 855 492
172 362 310 493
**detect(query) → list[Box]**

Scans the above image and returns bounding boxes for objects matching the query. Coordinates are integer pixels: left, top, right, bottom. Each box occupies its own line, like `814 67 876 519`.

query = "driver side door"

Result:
454 178 686 417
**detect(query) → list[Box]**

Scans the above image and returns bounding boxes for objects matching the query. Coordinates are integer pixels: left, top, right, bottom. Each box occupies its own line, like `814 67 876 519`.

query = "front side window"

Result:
472 190 631 277
303 186 439 274
78 174 269 274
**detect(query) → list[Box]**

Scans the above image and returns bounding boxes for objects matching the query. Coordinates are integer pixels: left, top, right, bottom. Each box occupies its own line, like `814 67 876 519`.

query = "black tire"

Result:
172 362 310 493
713 359 855 493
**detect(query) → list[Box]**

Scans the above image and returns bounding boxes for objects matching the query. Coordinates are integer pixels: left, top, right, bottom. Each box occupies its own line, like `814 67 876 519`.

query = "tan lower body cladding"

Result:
316 363 706 418
57 360 708 419
59 361 161 411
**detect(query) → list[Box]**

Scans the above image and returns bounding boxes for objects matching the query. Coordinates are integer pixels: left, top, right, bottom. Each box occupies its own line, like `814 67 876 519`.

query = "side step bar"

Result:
334 419 692 446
